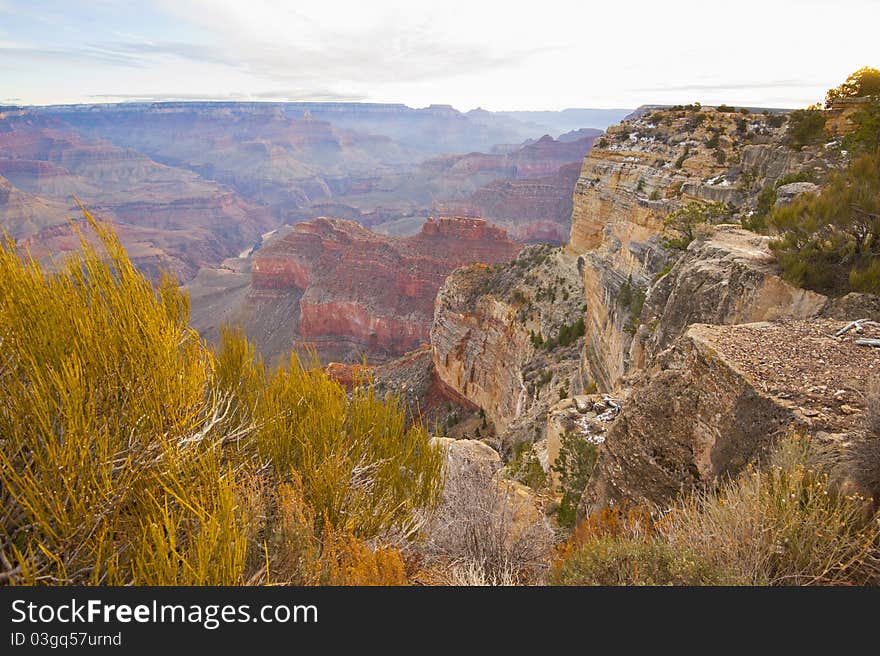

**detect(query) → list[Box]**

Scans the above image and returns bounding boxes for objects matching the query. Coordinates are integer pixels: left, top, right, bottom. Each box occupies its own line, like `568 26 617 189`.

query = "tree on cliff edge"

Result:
825 66 880 106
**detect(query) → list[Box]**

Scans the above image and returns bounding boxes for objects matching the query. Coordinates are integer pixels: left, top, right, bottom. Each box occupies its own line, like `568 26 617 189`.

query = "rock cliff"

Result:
430 244 588 447
568 105 841 389
190 217 521 364
581 319 880 515
424 102 879 519
632 226 830 368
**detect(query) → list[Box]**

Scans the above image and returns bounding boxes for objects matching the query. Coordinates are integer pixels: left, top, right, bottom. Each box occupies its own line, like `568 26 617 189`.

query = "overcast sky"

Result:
1 0 877 110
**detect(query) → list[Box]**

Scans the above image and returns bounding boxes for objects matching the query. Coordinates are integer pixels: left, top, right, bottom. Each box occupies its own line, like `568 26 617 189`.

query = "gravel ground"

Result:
691 319 880 432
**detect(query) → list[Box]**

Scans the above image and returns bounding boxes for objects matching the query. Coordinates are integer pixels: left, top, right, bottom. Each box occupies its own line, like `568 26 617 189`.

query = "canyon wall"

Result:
430 244 587 445
567 106 840 390
0 108 275 280
191 217 522 365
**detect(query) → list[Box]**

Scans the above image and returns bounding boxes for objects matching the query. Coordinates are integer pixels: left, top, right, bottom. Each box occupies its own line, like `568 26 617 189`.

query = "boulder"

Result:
774 181 820 208
580 319 880 518
433 437 501 478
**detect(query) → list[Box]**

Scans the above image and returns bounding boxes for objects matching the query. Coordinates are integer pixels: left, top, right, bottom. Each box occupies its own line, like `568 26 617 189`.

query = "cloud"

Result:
94 33 546 87
0 44 148 67
87 88 366 102
634 80 821 93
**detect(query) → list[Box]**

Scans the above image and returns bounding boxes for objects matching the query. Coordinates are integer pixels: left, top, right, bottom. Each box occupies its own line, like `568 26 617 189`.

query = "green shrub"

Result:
770 151 880 294
617 276 646 335
746 171 818 233
552 432 598 528
786 108 828 149
825 66 880 106
684 113 707 131
662 200 727 250
555 318 585 348
551 536 722 585
842 100 880 154
509 443 547 491
529 329 544 348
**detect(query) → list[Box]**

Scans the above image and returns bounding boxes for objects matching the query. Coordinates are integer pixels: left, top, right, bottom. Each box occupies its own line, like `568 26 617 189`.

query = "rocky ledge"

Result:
581 319 880 516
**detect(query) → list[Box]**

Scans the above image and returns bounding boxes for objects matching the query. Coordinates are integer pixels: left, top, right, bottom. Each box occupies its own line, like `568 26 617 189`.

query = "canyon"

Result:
0 108 276 279
188 216 521 365
4 96 877 523
1 102 613 281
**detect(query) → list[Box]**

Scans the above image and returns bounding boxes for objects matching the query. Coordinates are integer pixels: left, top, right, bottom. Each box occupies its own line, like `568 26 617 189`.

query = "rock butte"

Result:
190 216 522 365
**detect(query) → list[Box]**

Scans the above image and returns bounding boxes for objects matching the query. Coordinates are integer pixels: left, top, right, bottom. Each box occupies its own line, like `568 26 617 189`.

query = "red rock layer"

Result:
438 161 583 243
250 217 522 359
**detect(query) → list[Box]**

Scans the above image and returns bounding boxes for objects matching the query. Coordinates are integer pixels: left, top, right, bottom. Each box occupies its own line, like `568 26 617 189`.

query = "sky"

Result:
1 0 878 111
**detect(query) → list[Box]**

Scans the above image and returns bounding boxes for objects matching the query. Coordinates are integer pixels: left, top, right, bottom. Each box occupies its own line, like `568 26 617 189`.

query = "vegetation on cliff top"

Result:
770 150 880 294
552 435 880 585
746 67 880 295
0 210 442 585
825 66 880 106
662 200 730 250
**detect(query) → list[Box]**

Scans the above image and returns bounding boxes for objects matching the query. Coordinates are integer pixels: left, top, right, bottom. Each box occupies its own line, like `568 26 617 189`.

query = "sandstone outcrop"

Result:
430 244 588 446
580 319 880 515
633 226 829 367
567 106 844 390
545 393 620 490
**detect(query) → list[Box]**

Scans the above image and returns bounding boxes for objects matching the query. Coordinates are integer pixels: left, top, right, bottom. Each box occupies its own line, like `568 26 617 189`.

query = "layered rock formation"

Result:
632 226 830 368
0 108 275 280
33 103 611 233
581 319 880 514
437 162 583 243
431 244 588 447
45 103 415 219
424 102 880 521
190 217 521 365
434 135 598 242
568 106 843 389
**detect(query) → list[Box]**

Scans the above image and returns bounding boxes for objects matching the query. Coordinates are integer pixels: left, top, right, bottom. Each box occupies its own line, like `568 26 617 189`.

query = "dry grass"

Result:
418 458 554 585
552 435 880 586
867 375 880 436
661 436 880 585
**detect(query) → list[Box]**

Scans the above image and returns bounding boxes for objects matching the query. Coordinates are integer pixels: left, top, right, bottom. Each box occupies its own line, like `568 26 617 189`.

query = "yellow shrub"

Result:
317 528 408 586
213 327 443 540
0 210 442 585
